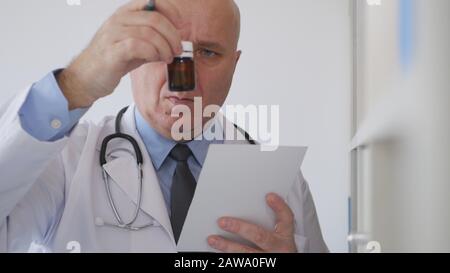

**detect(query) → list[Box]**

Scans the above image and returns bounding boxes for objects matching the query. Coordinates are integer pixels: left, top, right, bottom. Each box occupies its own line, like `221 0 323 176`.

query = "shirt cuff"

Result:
18 70 89 141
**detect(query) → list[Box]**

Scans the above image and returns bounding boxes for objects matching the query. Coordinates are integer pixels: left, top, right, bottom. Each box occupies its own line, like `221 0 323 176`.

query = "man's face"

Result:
131 0 241 140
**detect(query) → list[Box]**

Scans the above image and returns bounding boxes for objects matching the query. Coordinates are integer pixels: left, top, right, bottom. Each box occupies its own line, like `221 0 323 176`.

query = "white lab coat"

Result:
0 86 328 253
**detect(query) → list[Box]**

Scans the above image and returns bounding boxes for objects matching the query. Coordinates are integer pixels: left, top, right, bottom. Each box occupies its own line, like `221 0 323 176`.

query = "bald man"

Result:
0 0 328 252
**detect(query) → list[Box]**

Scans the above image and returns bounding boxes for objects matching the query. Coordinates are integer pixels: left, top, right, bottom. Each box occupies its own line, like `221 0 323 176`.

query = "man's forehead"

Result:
167 0 240 47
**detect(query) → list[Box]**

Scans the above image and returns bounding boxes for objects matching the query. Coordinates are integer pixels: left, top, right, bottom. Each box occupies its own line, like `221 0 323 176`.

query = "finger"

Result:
218 217 276 251
266 193 295 237
112 38 160 65
120 0 183 26
116 11 182 55
207 235 262 253
116 26 174 63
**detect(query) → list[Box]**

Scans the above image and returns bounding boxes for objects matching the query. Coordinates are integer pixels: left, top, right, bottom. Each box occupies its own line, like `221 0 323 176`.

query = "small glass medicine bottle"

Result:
168 41 196 92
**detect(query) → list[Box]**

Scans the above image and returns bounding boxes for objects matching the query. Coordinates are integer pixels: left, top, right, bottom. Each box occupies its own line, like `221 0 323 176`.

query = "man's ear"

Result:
232 50 242 74
235 50 242 65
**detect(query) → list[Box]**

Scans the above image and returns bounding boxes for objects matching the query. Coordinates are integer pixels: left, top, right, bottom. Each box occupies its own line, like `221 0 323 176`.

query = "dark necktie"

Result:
170 144 197 243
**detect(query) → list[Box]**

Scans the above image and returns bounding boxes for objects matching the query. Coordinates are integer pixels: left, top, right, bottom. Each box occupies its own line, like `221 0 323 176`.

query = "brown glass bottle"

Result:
167 41 196 92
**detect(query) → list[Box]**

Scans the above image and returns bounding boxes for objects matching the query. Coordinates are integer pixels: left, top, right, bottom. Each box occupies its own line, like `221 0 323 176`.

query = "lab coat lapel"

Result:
99 106 175 243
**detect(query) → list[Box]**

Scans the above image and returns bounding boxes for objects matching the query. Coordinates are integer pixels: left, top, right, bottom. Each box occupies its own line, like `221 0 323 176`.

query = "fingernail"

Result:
267 194 276 203
208 236 218 247
219 218 230 229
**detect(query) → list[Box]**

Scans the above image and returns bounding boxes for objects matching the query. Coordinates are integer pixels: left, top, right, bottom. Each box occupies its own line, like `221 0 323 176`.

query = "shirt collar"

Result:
134 109 221 170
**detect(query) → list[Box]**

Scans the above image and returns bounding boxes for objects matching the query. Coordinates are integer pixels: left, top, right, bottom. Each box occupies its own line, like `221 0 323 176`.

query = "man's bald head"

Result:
164 0 241 49
220 0 241 47
229 0 241 45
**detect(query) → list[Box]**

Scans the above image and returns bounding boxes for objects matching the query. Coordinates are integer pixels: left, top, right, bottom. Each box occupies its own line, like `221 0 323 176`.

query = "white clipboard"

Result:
177 144 307 252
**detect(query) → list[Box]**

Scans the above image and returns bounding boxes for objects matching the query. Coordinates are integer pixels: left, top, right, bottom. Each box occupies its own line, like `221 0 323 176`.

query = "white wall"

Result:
0 0 351 252
0 0 131 118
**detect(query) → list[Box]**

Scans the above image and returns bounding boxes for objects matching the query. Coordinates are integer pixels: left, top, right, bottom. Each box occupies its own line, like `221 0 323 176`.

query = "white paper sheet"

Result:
177 144 307 252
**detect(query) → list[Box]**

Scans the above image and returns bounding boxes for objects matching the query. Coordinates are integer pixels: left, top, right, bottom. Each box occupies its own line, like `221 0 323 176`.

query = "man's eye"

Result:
198 49 218 58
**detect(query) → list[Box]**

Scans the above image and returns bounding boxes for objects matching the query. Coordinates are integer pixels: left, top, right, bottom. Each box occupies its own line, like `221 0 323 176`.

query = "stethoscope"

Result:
96 106 255 231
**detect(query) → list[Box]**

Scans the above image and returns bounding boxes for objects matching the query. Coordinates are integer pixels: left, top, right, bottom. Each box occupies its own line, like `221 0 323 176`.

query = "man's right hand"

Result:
57 0 183 110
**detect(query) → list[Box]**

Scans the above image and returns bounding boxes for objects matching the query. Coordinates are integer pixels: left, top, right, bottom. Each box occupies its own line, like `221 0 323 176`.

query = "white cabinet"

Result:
349 0 450 252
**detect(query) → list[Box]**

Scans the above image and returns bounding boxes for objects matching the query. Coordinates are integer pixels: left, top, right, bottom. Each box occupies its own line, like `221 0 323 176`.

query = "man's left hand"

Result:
207 193 298 253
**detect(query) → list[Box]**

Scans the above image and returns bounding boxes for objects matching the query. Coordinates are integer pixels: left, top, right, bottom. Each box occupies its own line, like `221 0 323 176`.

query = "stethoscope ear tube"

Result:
99 107 256 166
99 133 144 166
100 107 143 166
